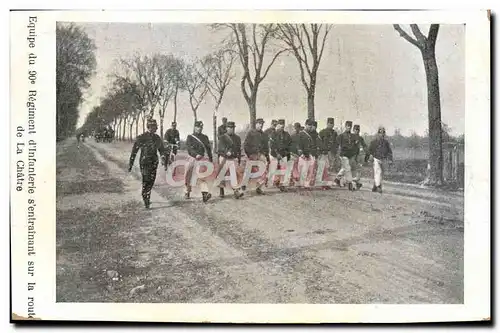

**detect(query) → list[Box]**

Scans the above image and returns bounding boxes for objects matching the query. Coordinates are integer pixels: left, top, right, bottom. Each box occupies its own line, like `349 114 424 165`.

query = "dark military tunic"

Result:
290 131 301 156
352 134 368 157
186 132 213 161
129 132 168 204
164 128 180 155
310 130 320 158
244 129 269 157
367 137 393 161
319 128 338 154
218 133 242 161
337 132 358 158
297 130 316 158
270 129 292 159
217 124 227 138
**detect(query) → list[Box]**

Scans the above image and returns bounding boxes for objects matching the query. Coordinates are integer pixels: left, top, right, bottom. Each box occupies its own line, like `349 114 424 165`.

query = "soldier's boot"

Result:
241 185 247 191
256 187 265 195
202 192 212 203
347 182 354 191
377 185 383 193
279 185 286 192
372 185 378 192
184 191 191 199
143 196 151 209
219 187 225 198
334 178 341 187
233 189 244 199
356 182 363 190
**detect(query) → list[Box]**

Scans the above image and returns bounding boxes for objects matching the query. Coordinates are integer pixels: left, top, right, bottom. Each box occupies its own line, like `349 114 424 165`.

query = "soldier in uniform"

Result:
319 118 338 172
164 121 181 158
217 121 244 199
352 124 368 188
289 122 302 186
365 126 393 193
185 121 213 203
217 117 228 138
243 118 269 195
128 118 169 209
310 121 320 159
269 119 292 191
334 120 358 191
264 119 278 138
297 119 317 188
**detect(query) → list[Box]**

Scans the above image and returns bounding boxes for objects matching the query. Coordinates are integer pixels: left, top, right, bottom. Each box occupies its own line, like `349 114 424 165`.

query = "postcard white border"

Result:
10 9 490 323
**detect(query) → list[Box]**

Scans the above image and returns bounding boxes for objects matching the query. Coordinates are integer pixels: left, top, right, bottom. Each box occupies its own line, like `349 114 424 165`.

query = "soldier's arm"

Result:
129 136 141 171
156 136 168 166
386 140 394 161
175 131 180 144
205 137 213 162
186 136 196 158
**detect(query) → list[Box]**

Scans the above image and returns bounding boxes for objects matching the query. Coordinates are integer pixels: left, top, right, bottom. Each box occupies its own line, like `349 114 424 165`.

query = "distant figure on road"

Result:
334 121 358 191
243 118 269 195
217 121 244 199
365 126 393 193
128 118 168 209
164 121 180 160
185 121 213 203
217 117 228 138
319 117 338 173
352 124 368 188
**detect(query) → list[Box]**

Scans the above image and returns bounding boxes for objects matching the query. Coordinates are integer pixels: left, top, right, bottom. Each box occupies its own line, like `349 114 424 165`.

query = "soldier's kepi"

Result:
129 118 168 209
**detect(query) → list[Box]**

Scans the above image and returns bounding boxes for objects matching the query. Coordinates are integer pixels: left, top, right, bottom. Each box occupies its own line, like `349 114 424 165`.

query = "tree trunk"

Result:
249 97 257 129
122 118 127 141
135 118 139 138
422 48 443 185
173 87 178 123
213 110 218 153
307 90 315 121
160 115 165 140
129 121 134 142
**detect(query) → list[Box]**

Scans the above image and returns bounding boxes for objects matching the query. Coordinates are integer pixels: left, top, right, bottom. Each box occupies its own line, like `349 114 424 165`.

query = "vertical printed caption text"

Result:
15 16 38 319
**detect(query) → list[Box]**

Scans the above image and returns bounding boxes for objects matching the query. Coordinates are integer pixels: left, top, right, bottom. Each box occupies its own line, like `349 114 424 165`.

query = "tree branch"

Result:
393 24 423 50
428 24 440 47
410 24 427 44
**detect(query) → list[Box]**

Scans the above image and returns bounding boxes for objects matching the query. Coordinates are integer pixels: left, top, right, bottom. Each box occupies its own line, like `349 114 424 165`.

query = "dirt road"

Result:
56 138 464 303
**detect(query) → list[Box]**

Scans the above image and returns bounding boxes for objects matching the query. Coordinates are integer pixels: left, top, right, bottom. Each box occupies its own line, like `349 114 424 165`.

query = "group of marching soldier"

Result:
128 116 393 209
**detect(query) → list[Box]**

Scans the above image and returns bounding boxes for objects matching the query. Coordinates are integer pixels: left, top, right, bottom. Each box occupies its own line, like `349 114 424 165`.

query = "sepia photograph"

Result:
10 10 490 323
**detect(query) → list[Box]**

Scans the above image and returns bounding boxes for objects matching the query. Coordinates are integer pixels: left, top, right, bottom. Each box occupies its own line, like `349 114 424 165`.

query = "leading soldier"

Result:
129 118 169 209
243 118 269 195
217 121 244 199
319 118 338 172
269 119 292 191
185 121 213 203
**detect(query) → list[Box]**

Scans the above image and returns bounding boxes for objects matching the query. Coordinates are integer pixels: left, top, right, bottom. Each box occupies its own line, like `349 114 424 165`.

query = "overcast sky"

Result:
76 23 464 138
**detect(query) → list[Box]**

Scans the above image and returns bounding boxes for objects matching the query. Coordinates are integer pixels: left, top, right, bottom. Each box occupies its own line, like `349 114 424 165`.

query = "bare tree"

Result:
157 54 177 138
203 50 236 152
119 54 164 129
182 59 210 126
276 24 332 120
170 57 186 123
393 24 443 185
214 24 288 128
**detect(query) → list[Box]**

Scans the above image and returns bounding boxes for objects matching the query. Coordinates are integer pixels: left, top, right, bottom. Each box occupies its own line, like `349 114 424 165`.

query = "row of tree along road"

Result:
57 22 454 186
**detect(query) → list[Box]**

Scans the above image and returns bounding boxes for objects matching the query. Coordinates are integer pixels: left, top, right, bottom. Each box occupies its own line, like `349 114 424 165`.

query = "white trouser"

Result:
373 158 384 186
337 156 354 183
185 157 210 193
218 156 240 190
297 155 316 187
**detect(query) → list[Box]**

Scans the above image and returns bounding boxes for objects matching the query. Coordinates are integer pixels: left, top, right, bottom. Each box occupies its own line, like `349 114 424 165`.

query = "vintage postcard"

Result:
10 10 490 323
